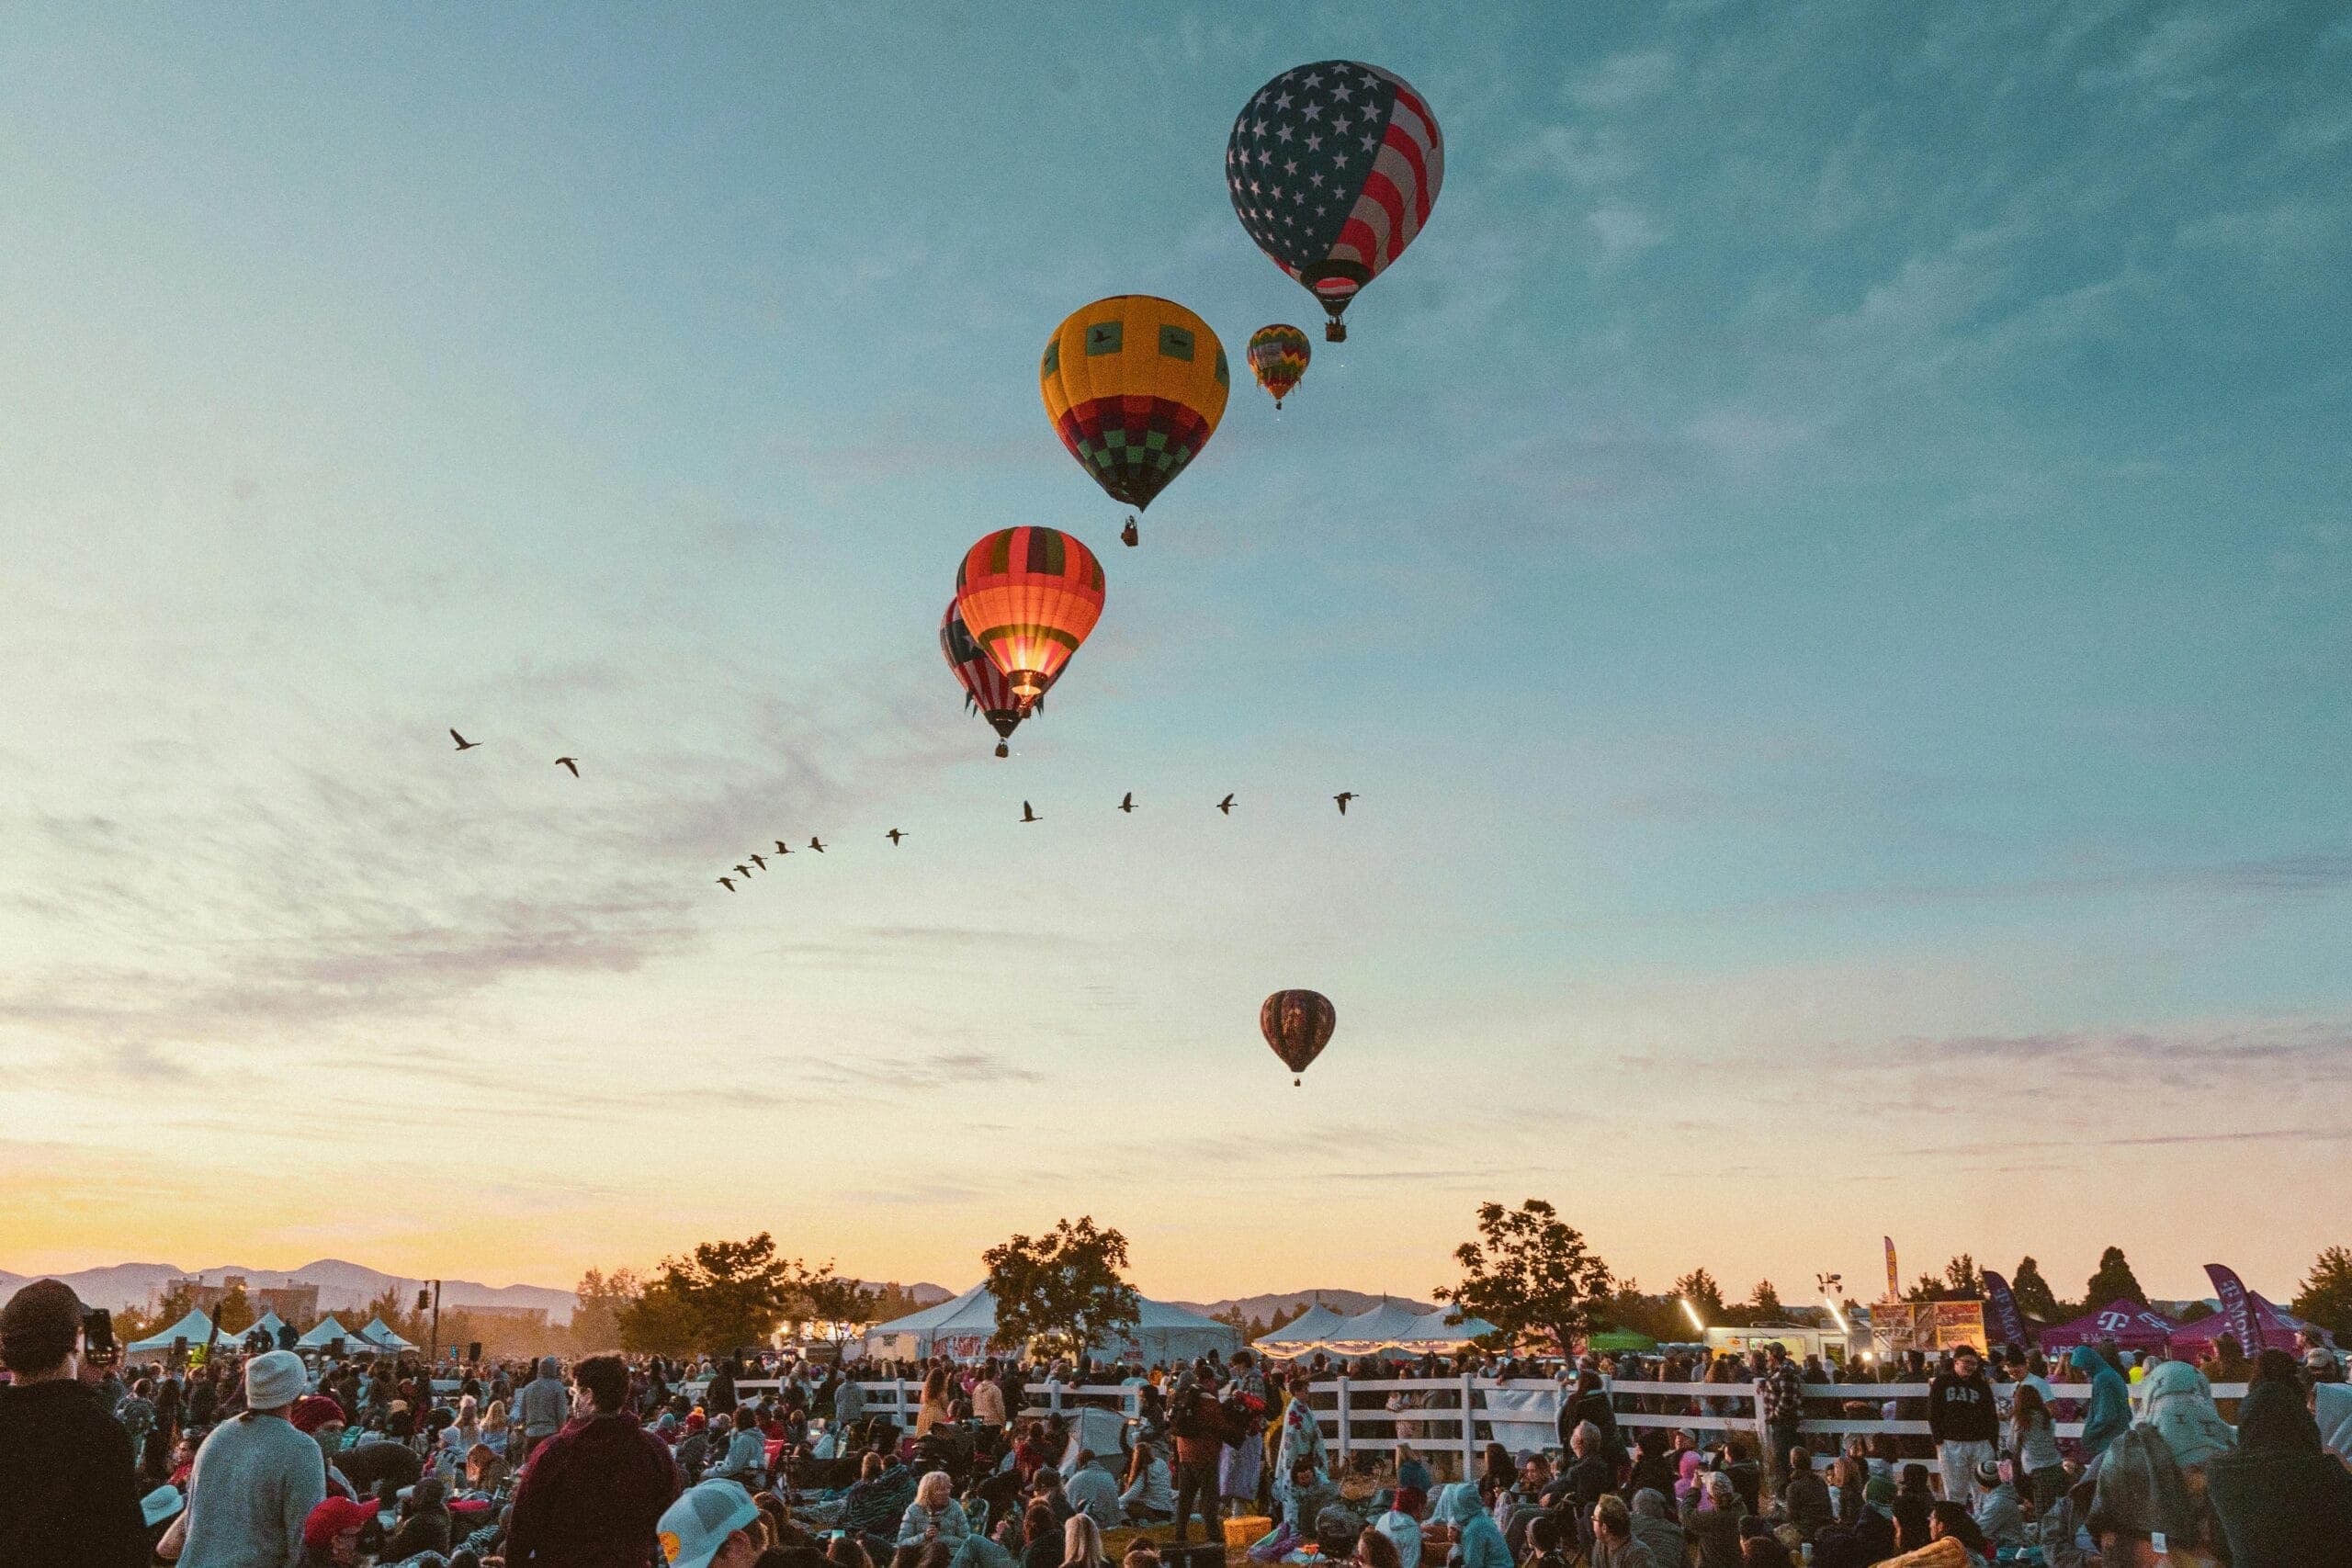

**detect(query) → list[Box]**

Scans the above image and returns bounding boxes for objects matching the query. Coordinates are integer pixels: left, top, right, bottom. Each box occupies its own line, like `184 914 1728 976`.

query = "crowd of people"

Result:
5 1273 2350 1568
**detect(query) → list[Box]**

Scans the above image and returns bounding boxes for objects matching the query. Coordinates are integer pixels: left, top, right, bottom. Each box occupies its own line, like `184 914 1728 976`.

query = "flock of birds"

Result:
444 730 1358 895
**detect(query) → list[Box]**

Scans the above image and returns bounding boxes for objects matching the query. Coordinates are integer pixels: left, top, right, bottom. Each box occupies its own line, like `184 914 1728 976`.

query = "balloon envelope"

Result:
1226 62 1443 340
1247 324 1311 407
954 527 1105 708
1040 295 1229 513
1261 989 1337 1080
941 601 1052 755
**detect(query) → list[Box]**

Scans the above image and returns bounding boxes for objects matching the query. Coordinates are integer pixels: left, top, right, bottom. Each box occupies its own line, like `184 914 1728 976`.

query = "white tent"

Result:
1253 1303 1347 1355
1322 1300 1433 1351
1405 1307 1498 1348
357 1316 418 1351
296 1315 360 1350
126 1310 218 1355
247 1311 288 1344
863 1285 1240 1366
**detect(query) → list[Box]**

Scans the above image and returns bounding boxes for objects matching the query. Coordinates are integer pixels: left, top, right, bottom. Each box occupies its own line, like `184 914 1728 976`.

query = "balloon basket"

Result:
1294 1077 1301 1088
1324 320 1346 343
1120 516 1139 547
994 741 1008 758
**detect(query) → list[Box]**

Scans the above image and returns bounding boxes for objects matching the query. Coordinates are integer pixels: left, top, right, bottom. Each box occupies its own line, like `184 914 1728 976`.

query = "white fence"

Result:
708 1374 2244 1473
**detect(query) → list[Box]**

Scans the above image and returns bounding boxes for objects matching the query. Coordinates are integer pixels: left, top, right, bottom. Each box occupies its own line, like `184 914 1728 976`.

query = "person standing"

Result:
503 1353 683 1567
1926 1346 1998 1507
179 1348 329 1568
517 1354 571 1461
1167 1382 1224 1544
1757 1344 1805 1497
0 1280 148 1567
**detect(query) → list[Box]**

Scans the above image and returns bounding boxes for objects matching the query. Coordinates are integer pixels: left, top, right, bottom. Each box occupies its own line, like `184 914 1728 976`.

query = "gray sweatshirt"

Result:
180 1414 326 1568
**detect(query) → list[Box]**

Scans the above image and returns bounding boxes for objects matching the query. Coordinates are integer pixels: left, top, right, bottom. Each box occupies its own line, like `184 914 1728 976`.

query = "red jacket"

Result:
504 1413 684 1568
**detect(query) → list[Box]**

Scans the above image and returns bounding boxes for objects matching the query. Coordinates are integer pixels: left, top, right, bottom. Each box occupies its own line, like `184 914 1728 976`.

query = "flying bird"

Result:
555 756 579 776
886 829 905 845
718 876 736 892
734 863 752 878
808 837 825 852
1021 801 1040 823
749 853 766 870
449 729 480 751
1334 792 1358 815
1216 794 1235 815
773 841 792 855
1118 792 1136 813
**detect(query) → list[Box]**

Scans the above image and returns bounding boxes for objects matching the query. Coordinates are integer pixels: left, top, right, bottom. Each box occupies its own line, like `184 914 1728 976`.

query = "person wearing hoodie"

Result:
2138 1359 2236 1472
1678 1471 1745 1568
1442 1479 1512 1568
709 1411 769 1487
517 1355 572 1461
1809 1474 1895 1568
0 1280 149 1568
379 1473 452 1562
2206 1377 2352 1566
181 1349 330 1568
502 1354 683 1568
1926 1347 1999 1507
2067 1345 2132 1466
1371 1490 1423 1568
1626 1490 1684 1568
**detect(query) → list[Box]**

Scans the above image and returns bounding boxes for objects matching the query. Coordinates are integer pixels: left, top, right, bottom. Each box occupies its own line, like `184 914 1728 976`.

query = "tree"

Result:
116 1282 203 1347
1672 1270 1725 1323
212 1284 254 1337
618 1233 797 1355
1600 1282 1682 1344
1944 1255 1982 1298
1436 1199 1612 1356
795 1264 888 1347
1906 1272 1953 1303
2084 1247 2147 1307
2008 1258 2061 1322
571 1268 643 1352
362 1286 429 1347
2292 1245 2352 1339
1748 1280 1783 1322
983 1216 1140 1362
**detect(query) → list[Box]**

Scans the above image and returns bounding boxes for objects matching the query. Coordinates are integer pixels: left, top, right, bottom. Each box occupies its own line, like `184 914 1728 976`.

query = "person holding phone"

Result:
0 1280 150 1566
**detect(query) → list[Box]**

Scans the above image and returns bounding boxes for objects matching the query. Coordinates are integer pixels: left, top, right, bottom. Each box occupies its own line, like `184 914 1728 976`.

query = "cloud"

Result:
1587 205 1667 268
1892 1019 2352 1090
2078 7 2274 102
1566 50 1678 110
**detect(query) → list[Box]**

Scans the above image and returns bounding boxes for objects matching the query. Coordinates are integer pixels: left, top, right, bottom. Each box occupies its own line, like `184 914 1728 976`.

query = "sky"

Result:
2 2 2348 1311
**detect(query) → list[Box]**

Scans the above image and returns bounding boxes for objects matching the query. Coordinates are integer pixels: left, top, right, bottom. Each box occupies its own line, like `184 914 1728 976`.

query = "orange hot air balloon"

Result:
954 526 1105 710
1260 989 1336 1086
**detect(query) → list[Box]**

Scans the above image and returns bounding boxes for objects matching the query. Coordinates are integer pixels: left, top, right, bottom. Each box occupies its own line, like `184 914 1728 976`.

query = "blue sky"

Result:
2 2 2347 1304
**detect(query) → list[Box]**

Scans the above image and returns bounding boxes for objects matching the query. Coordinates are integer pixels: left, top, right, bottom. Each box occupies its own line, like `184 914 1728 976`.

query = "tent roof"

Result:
865 1287 1232 1347
1256 1304 1347 1344
126 1309 217 1353
2039 1300 2180 1348
2168 1293 2323 1349
296 1314 358 1348
1325 1300 1434 1346
249 1311 288 1337
358 1316 417 1350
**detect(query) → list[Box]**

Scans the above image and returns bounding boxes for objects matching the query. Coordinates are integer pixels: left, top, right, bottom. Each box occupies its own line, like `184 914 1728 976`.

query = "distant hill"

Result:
0 1262 958 1325
1167 1290 1437 1323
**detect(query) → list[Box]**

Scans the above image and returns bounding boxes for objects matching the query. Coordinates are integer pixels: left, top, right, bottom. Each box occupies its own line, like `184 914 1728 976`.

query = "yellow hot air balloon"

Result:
1039 295 1228 546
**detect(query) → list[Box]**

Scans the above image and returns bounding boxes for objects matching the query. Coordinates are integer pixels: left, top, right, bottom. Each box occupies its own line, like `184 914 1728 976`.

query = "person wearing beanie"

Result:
0 1279 150 1567
180 1348 329 1568
1969 1457 2025 1550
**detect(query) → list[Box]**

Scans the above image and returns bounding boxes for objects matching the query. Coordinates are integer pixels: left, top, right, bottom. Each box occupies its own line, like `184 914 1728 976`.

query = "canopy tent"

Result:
1258 1301 1498 1359
357 1316 418 1351
1583 1330 1659 1353
2038 1300 2181 1352
296 1315 361 1350
862 1285 1240 1366
1253 1304 1347 1350
246 1311 288 1344
2168 1293 2330 1353
126 1310 218 1355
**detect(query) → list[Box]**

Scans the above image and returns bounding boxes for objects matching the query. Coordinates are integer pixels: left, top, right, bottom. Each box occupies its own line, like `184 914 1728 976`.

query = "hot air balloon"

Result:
954 527 1105 711
1226 62 1443 341
1246 324 1311 408
941 601 1055 758
1260 988 1336 1086
1039 296 1229 545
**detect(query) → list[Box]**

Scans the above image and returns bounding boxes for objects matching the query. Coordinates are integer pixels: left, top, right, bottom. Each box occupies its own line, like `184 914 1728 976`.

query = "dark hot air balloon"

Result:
1227 62 1444 341
940 601 1054 757
1260 989 1336 1086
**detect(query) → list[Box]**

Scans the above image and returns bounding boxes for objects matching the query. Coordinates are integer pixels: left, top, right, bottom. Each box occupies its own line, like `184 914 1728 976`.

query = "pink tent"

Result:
2038 1299 2181 1351
2169 1293 2327 1353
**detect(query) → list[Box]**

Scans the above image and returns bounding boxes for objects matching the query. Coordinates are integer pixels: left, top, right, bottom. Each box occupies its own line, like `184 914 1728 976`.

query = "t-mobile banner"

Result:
1980 1271 2030 1348
2204 1263 2264 1356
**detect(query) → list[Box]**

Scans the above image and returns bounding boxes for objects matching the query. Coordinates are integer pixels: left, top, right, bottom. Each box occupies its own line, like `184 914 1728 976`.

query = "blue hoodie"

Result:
1442 1483 1511 1568
2069 1346 2132 1461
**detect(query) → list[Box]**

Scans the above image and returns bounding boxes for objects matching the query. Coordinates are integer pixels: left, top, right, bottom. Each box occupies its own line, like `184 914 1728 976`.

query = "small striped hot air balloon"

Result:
954 527 1105 713
1261 989 1337 1086
1247 324 1312 409
941 601 1054 758
1039 295 1229 546
1227 62 1443 342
